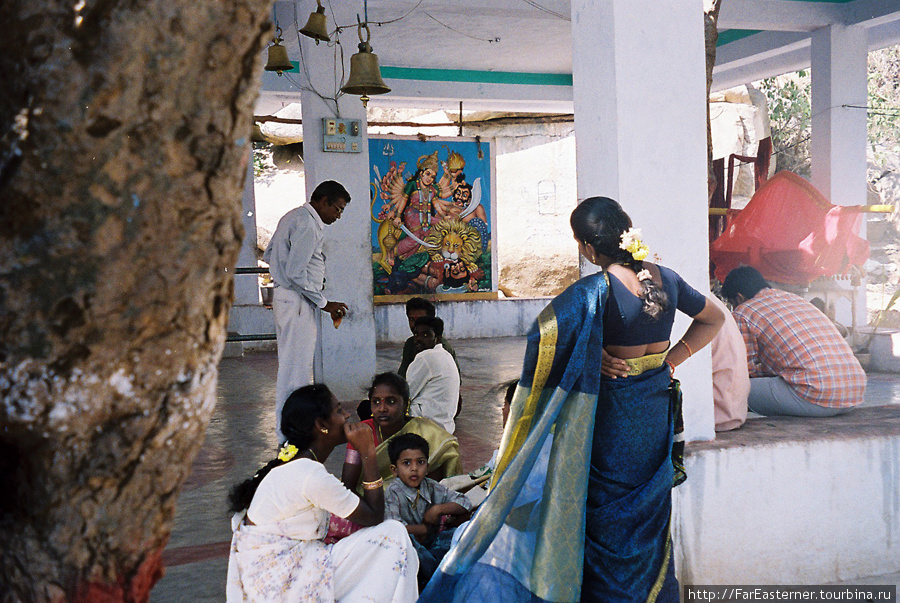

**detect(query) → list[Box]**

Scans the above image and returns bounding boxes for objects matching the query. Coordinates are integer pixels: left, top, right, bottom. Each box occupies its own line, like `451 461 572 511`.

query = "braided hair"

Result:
227 384 334 512
570 196 669 319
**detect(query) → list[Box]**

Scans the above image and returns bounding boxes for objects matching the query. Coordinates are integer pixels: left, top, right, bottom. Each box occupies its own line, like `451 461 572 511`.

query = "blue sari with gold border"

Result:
418 271 679 603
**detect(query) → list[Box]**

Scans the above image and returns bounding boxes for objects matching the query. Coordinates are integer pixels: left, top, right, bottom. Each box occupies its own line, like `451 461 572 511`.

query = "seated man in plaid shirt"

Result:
721 266 866 417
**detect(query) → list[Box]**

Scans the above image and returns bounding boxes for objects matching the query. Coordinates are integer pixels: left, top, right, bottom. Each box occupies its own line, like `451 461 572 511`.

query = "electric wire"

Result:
334 0 424 31
520 0 570 21
422 12 500 43
842 104 900 116
289 1 346 117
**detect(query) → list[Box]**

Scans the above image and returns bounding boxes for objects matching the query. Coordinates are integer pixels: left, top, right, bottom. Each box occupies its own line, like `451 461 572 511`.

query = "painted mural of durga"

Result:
371 143 490 295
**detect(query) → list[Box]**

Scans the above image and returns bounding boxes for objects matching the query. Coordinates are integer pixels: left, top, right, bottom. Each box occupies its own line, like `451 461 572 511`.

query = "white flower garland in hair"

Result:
619 228 650 262
636 269 652 281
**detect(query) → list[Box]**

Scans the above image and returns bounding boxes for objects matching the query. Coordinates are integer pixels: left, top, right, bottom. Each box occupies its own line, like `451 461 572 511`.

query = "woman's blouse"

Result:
603 265 707 346
247 459 358 540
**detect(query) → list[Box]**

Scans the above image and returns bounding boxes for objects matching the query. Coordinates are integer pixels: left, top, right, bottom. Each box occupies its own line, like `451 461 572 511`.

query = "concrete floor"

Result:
150 337 900 602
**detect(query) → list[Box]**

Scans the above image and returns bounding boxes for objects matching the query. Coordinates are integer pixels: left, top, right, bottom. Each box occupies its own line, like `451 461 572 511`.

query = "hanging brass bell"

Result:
340 23 390 107
264 28 293 76
300 1 330 44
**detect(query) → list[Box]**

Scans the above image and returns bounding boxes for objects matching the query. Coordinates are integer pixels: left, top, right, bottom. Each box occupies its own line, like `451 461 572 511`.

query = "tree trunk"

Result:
705 0 723 196
0 1 271 600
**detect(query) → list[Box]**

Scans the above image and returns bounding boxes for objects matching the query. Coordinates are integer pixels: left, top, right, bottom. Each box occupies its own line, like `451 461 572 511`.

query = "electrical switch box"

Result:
322 118 362 153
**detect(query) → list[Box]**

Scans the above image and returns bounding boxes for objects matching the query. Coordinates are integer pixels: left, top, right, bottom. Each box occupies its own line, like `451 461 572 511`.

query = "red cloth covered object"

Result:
710 171 869 285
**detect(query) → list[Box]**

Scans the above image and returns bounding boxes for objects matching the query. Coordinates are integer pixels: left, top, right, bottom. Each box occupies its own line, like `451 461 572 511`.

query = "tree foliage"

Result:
757 71 812 176
866 45 900 162
757 44 900 177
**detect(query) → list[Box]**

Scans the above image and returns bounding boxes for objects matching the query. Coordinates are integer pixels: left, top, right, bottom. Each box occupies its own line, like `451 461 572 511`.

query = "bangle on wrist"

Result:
679 339 693 357
362 478 383 490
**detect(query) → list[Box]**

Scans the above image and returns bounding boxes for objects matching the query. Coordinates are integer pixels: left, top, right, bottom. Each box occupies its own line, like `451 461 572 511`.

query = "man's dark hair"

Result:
721 266 770 303
405 297 436 317
311 180 351 205
388 433 430 465
414 316 444 340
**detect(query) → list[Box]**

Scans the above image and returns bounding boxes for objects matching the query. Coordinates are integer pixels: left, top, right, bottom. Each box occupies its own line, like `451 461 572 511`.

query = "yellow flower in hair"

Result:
633 245 649 261
277 443 299 462
620 228 650 261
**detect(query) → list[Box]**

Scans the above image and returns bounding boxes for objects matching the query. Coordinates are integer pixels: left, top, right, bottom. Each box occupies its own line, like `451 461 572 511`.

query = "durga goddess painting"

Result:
370 138 493 297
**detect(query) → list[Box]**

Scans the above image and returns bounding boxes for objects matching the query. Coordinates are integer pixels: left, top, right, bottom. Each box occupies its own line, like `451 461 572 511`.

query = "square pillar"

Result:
571 0 714 440
810 24 868 331
296 29 377 402
235 159 261 307
811 24 868 207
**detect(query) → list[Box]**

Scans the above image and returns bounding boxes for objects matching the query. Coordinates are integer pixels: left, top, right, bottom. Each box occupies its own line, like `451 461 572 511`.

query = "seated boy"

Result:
385 433 473 589
358 297 460 421
406 317 460 433
398 297 458 378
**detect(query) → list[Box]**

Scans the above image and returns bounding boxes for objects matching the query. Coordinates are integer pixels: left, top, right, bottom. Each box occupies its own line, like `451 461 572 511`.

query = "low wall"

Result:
227 296 551 351
375 297 550 343
674 406 900 584
227 304 276 354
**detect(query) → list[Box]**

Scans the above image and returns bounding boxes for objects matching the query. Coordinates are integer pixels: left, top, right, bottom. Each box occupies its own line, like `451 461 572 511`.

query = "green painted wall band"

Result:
717 29 763 46
380 67 573 86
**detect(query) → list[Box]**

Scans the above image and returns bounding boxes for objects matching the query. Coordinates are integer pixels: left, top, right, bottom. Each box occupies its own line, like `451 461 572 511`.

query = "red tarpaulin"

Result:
710 171 869 285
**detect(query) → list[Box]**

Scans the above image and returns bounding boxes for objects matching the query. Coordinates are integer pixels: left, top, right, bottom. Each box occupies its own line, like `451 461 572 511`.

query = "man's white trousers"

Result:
273 286 317 440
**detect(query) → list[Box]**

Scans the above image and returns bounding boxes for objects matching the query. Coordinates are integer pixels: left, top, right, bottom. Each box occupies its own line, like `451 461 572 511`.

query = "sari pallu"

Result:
419 272 608 603
419 271 680 603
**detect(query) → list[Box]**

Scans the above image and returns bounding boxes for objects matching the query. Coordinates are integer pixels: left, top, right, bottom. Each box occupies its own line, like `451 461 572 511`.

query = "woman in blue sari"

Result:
420 197 723 603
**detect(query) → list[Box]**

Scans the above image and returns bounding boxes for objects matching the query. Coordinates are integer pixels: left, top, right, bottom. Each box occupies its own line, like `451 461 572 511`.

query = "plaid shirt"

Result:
385 477 472 527
733 288 866 408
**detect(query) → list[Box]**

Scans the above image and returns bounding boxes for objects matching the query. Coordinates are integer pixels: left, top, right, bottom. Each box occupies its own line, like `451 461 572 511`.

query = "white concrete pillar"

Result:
235 159 261 306
296 23 377 402
810 24 868 330
571 0 714 440
226 158 272 358
811 24 868 207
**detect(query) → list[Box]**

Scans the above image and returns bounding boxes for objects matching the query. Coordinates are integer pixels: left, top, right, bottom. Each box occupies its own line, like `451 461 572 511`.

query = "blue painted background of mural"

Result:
369 137 493 296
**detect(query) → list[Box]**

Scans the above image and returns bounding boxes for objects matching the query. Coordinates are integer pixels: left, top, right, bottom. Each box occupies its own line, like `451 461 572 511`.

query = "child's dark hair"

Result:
570 196 668 319
405 297 436 317
414 315 444 339
503 379 519 405
369 372 410 402
228 384 333 512
388 433 430 465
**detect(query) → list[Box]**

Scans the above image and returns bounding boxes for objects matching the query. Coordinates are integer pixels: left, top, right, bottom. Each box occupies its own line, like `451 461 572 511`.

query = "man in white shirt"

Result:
407 317 460 433
264 181 350 440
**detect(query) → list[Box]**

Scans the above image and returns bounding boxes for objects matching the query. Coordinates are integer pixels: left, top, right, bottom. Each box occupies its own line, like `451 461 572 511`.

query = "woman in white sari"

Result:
226 384 419 603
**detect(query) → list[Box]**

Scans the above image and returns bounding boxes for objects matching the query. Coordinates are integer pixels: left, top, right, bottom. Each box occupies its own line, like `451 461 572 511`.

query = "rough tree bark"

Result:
705 0 724 193
0 0 271 601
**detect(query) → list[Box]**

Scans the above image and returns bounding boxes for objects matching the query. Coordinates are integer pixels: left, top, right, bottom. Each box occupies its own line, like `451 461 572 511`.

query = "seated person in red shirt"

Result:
343 372 462 493
721 266 866 417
